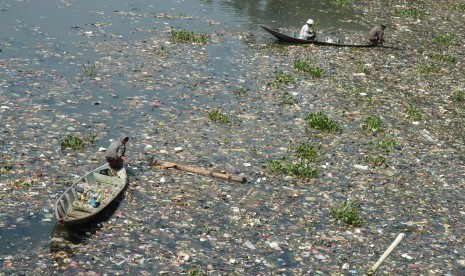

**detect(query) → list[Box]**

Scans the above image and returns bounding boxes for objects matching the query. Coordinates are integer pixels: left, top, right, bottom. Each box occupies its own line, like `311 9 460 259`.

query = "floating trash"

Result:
1 0 464 275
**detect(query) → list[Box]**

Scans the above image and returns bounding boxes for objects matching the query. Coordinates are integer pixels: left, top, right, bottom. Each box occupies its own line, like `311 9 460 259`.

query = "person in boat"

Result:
105 134 130 169
299 19 317 41
368 24 386 45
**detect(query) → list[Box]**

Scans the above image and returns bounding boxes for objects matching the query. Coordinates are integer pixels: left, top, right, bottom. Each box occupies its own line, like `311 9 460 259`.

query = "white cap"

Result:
307 19 314 25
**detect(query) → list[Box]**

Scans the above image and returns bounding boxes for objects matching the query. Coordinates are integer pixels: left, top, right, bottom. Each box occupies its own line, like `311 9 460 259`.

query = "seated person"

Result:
300 19 317 40
368 24 386 45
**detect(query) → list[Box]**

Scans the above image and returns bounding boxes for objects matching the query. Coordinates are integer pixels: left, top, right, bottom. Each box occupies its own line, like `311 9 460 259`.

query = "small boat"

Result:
55 163 128 225
260 25 377 48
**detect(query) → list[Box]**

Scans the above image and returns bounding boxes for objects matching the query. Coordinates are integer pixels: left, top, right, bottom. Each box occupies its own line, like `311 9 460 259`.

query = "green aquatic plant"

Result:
331 0 350 8
249 149 259 158
295 142 320 163
433 53 456 63
273 70 294 88
170 28 209 44
268 159 319 179
362 116 382 133
280 92 295 105
293 59 325 78
394 7 424 18
373 135 396 152
60 134 97 151
406 101 422 121
153 46 167 56
358 62 368 74
434 34 454 46
310 20 321 31
82 61 96 77
307 67 325 78
454 90 465 102
61 135 85 150
267 142 320 179
364 135 396 167
183 266 204 276
208 109 230 124
289 161 318 179
268 159 285 174
268 157 318 179
449 3 465 11
330 199 364 227
305 112 341 132
294 59 310 72
85 134 98 144
365 154 387 167
418 62 440 74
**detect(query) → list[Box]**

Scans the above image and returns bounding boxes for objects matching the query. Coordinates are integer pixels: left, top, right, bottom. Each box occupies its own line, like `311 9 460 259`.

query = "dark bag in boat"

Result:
75 185 84 193
99 169 109 175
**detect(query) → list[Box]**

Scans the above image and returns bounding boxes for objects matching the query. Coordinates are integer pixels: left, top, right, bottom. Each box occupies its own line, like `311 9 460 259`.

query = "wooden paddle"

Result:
153 159 247 184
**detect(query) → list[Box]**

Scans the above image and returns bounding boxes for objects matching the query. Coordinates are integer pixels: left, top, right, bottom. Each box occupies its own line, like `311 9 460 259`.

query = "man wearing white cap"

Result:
299 19 317 40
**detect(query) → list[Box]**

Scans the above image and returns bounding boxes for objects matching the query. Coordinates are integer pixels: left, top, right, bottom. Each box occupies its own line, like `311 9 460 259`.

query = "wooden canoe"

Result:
55 163 127 225
260 25 377 48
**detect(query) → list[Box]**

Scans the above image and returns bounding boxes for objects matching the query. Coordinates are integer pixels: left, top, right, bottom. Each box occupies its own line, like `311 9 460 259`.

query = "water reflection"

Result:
146 0 367 32
212 0 367 31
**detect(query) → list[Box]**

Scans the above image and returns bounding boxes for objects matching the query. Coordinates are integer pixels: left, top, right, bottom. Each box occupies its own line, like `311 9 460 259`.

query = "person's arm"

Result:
121 155 131 165
117 144 131 165
310 29 316 39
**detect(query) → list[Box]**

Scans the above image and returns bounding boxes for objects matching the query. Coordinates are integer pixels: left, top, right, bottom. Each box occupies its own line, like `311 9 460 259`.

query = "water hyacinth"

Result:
169 28 209 44
305 112 341 132
330 199 365 227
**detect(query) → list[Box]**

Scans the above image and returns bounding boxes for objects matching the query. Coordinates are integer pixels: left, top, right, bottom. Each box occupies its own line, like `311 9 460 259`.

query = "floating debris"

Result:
1 0 465 275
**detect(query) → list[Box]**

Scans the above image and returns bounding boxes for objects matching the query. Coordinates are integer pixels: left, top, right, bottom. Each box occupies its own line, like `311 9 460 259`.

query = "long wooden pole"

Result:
366 233 405 275
154 160 247 184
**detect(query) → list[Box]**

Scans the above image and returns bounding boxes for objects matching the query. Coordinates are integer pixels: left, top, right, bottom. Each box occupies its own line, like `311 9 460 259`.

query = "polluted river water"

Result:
1 0 465 274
